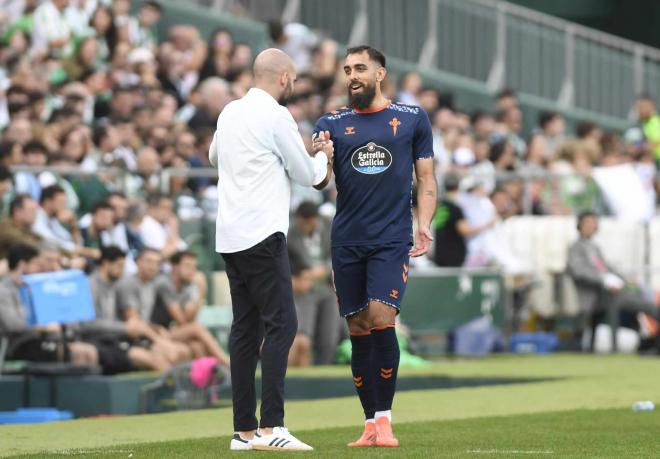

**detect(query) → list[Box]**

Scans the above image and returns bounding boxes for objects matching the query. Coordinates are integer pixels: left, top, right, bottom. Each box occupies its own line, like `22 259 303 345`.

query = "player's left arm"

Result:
410 112 437 257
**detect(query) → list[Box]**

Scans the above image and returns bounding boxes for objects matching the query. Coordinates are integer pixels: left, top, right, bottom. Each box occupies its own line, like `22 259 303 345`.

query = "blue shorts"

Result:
331 243 410 318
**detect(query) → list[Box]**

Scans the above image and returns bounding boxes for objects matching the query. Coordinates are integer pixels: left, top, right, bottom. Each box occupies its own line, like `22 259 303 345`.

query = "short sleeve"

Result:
313 115 332 143
155 277 178 307
413 111 434 160
116 279 140 314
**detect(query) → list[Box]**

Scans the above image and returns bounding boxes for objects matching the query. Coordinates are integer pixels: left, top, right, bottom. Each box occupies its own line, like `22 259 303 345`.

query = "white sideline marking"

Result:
49 449 135 456
468 449 554 455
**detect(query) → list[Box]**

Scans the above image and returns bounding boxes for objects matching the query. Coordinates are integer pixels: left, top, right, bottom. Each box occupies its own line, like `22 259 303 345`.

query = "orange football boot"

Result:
374 417 399 447
347 422 376 447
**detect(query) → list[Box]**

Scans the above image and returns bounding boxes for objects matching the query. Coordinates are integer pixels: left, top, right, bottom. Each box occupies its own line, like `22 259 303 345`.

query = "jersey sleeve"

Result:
413 111 434 160
312 115 332 144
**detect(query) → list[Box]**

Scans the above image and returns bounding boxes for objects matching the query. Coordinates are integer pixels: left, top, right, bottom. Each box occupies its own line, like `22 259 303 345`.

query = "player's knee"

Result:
347 317 370 335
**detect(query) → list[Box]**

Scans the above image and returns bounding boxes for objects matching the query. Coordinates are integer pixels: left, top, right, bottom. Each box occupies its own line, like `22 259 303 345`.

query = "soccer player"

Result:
313 46 437 447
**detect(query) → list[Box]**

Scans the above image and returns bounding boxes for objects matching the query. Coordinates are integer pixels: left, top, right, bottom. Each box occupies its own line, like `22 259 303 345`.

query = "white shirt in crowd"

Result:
31 1 72 57
139 214 186 252
210 87 328 253
32 207 76 252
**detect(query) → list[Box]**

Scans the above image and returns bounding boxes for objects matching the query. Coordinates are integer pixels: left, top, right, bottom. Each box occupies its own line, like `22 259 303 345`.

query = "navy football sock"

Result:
371 325 400 412
350 333 376 420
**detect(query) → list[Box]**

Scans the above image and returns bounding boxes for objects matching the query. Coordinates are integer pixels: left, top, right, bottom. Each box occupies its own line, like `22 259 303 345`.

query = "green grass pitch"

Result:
2 354 660 458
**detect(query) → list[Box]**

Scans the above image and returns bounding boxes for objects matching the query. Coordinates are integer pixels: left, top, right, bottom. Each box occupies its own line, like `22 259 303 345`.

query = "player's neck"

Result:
355 93 390 113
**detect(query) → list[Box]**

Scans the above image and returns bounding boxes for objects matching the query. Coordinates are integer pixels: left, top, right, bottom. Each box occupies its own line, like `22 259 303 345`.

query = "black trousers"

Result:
222 232 298 431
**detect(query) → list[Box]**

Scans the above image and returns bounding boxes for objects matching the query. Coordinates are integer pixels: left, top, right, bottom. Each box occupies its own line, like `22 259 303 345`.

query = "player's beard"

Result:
348 81 376 110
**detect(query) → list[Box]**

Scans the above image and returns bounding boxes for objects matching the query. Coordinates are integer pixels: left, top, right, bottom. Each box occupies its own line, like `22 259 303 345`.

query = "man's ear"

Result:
280 72 288 87
376 67 387 83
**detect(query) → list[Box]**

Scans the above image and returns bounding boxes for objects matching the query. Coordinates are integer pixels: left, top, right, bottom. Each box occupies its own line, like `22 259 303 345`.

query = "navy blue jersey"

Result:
313 102 434 247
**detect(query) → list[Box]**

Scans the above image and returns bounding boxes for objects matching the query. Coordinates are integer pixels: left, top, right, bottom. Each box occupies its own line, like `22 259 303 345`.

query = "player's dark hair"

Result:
346 45 386 68
295 201 319 219
8 244 39 270
170 250 196 265
100 245 126 263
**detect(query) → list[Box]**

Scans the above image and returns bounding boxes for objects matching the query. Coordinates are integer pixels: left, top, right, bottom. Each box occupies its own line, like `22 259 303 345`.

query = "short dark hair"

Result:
268 21 285 42
471 110 493 125
0 141 16 161
142 0 162 12
40 185 65 204
23 140 48 156
637 92 655 103
295 201 319 219
8 244 39 270
10 194 32 217
91 199 114 214
576 121 597 139
496 88 517 100
100 245 126 263
136 248 161 260
170 250 196 265
577 211 598 230
346 45 386 68
146 192 169 207
0 164 12 182
538 111 560 129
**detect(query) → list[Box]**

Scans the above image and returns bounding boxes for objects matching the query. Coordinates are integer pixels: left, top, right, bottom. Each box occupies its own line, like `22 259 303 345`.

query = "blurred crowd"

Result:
0 0 659 368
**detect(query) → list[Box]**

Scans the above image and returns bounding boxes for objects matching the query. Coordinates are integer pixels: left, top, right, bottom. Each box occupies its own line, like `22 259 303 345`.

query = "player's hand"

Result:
409 226 433 257
313 130 331 152
321 139 334 162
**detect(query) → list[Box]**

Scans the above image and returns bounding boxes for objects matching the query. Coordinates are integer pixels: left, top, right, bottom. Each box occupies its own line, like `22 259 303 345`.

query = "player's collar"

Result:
353 100 391 114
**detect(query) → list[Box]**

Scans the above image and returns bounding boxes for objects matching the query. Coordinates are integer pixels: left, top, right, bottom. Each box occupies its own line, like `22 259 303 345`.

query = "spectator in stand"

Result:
287 201 342 365
635 93 660 161
495 87 518 112
80 199 115 250
139 192 185 257
433 173 495 267
116 248 191 364
269 20 318 73
83 246 171 372
0 194 42 259
0 165 13 217
495 106 526 158
188 77 231 131
397 72 422 106
151 251 229 364
33 184 98 259
0 244 98 365
14 140 47 201
534 111 566 159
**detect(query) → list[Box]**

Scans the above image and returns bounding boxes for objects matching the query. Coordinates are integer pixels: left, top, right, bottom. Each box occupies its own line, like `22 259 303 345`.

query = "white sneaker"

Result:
251 426 313 451
229 433 254 451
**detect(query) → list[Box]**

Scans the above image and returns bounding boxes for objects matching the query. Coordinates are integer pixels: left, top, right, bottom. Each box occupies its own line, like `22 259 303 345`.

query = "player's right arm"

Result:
312 117 335 190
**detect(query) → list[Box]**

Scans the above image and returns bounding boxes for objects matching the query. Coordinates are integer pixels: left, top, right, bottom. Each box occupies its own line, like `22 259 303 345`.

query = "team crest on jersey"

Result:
351 142 392 174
